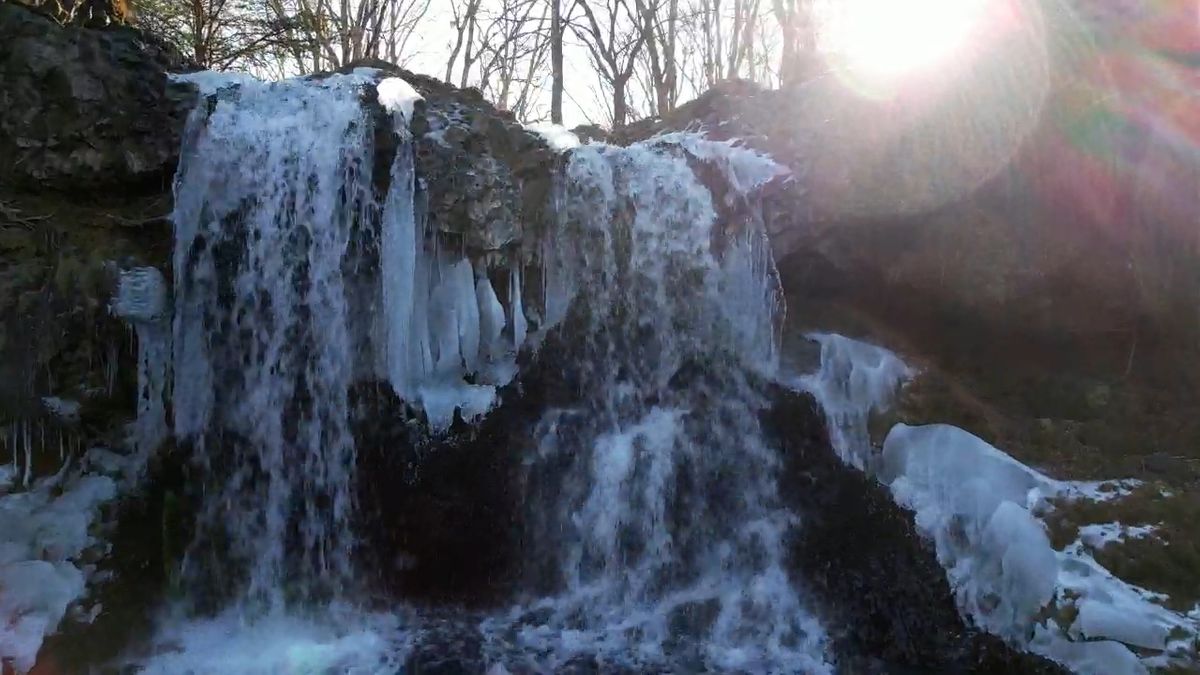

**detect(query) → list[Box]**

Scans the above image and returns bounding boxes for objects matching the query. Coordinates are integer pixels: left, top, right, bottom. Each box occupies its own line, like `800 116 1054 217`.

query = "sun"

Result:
819 0 992 93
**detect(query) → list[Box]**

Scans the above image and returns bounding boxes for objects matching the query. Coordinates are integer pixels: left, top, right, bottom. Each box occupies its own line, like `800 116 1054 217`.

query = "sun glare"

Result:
821 0 992 91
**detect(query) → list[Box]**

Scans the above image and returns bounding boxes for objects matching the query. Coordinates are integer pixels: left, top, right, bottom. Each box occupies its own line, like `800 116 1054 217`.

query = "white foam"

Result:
137 609 408 675
479 138 830 672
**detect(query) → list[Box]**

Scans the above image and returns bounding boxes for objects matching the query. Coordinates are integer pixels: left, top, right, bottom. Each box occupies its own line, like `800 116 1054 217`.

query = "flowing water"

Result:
135 74 831 673
171 74 373 612
480 141 830 672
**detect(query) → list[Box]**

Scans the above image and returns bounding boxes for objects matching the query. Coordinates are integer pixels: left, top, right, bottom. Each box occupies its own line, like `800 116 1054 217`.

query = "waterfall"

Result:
149 68 824 673
171 74 373 611
482 139 832 673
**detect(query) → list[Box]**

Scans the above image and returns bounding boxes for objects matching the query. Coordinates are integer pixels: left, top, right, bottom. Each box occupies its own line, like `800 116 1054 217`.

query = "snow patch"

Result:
0 448 136 673
525 122 580 151
377 77 423 122
1073 522 1159 551
1060 479 1143 503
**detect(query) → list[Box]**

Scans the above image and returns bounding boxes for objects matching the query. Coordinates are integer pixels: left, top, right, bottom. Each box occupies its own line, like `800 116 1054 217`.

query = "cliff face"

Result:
0 6 555 484
0 3 194 193
0 4 189 476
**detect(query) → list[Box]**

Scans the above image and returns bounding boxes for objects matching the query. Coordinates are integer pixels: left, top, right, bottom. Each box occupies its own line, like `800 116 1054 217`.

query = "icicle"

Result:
476 271 506 363
112 266 171 456
453 259 481 373
511 263 527 350
23 420 32 488
380 105 420 399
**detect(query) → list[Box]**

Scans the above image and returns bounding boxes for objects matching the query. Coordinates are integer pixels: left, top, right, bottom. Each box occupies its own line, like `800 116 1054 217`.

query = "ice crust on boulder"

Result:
798 333 1199 674
880 424 1061 638
881 423 1199 673
525 122 580 151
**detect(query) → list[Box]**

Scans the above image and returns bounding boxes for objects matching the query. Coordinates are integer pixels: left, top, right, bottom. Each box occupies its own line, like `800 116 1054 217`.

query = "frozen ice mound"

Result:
880 424 1060 638
880 423 1199 674
0 451 130 673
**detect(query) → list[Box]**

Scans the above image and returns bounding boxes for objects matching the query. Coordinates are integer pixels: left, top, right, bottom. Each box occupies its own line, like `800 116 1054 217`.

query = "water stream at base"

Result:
136 74 830 673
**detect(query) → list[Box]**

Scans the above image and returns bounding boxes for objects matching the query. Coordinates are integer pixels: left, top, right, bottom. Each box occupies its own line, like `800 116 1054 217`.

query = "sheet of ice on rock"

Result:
795 332 1200 674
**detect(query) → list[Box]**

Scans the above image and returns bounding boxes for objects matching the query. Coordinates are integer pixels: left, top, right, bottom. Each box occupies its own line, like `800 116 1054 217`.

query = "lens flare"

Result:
820 0 993 93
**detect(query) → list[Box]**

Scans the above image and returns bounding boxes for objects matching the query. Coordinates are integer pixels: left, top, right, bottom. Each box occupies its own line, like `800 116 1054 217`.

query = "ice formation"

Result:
796 332 912 469
656 132 790 192
800 334 1199 674
0 446 140 673
112 266 171 455
376 78 529 430
882 423 1199 673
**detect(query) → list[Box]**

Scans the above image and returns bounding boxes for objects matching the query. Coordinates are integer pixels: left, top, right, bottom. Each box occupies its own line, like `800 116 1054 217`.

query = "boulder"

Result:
0 2 196 193
353 62 559 255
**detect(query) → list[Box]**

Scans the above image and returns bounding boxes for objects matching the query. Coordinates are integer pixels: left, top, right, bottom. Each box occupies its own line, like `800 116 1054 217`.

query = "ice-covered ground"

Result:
0 446 142 672
796 333 1200 675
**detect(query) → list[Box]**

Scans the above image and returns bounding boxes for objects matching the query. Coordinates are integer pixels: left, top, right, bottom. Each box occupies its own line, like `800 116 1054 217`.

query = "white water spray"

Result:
482 139 831 673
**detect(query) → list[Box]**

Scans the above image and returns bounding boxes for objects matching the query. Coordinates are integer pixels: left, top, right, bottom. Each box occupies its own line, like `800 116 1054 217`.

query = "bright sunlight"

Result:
819 0 993 92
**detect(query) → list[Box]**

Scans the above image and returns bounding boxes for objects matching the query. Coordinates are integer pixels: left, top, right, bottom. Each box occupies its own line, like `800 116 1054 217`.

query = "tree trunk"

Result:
613 77 628 127
550 0 564 124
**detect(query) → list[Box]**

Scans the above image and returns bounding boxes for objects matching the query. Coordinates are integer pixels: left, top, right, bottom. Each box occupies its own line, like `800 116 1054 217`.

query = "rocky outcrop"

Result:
768 388 1069 674
0 2 195 193
346 61 558 255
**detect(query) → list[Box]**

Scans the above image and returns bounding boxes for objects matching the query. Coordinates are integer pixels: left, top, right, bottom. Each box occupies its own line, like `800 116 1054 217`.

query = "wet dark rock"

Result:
0 2 196 194
352 335 578 607
766 388 1068 674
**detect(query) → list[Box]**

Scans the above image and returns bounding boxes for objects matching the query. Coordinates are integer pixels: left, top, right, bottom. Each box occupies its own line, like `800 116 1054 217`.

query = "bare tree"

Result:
572 0 647 126
633 0 679 116
771 0 812 86
444 0 483 85
380 0 434 65
474 0 551 116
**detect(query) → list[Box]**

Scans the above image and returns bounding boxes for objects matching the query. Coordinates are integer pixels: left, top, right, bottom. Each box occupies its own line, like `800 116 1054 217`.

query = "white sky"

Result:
398 3 612 128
